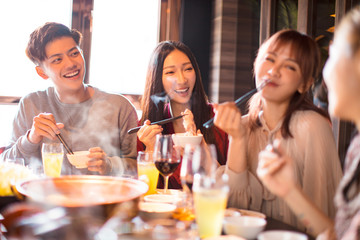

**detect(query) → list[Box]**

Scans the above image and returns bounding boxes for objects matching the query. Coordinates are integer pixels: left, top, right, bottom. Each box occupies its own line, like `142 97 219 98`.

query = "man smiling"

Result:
0 22 138 176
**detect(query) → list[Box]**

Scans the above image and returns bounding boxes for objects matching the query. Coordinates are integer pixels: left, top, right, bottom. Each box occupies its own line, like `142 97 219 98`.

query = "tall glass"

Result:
153 134 181 194
193 173 229 238
137 151 159 195
41 143 64 177
173 144 197 222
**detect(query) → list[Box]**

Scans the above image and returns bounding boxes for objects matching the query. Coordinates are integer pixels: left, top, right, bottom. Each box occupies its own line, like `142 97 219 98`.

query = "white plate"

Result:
144 194 181 204
258 230 308 240
226 208 266 219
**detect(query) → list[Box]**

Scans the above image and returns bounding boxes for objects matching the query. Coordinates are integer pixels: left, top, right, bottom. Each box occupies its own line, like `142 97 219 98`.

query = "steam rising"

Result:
150 92 169 110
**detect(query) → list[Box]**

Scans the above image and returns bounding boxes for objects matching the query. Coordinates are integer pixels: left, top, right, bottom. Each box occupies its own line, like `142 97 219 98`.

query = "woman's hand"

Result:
87 147 111 175
213 102 246 140
28 113 64 144
257 140 295 198
137 120 163 151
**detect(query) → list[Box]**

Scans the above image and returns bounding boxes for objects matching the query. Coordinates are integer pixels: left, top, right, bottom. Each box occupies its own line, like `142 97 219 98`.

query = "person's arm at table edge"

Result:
283 185 334 237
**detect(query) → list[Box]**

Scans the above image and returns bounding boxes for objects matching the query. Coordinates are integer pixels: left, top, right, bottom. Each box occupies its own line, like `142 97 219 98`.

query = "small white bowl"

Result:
67 151 90 169
138 202 176 221
223 216 267 239
258 230 308 240
144 194 182 204
171 133 203 148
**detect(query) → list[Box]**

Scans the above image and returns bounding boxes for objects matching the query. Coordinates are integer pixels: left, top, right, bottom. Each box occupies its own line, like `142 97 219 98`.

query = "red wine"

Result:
155 160 180 176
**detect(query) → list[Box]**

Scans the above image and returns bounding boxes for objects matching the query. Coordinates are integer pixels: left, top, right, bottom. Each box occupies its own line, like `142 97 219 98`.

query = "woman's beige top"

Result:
217 110 343 232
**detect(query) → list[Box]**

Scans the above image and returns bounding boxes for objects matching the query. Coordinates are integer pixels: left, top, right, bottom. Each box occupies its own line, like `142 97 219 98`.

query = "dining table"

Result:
1 208 316 240
0 181 315 240
264 217 315 240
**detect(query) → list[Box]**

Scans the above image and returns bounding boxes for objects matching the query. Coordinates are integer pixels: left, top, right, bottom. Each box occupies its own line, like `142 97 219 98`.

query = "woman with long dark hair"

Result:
138 41 228 189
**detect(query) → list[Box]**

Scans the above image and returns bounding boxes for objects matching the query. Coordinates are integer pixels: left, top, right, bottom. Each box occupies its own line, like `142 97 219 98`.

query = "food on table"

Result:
182 109 197 136
0 162 37 196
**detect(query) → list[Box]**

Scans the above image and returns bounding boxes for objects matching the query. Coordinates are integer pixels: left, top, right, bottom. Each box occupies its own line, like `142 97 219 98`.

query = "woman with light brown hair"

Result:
258 7 360 239
214 29 343 234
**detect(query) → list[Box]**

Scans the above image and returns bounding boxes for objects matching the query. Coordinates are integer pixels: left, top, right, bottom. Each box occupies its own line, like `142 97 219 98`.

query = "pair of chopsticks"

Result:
203 80 270 128
127 114 186 134
56 134 74 155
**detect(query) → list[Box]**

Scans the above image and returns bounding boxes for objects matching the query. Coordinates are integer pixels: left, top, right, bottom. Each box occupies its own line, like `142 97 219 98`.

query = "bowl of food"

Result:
258 230 308 240
172 133 203 148
67 151 90 169
223 216 267 239
138 202 177 221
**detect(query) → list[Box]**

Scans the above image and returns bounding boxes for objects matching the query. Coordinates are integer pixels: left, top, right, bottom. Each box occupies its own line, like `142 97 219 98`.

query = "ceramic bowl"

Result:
171 133 203 148
138 202 177 221
223 216 267 239
258 230 308 240
144 193 182 204
67 151 90 169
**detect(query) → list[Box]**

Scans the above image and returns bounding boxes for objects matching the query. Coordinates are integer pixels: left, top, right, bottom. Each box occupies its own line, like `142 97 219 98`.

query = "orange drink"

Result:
137 151 159 195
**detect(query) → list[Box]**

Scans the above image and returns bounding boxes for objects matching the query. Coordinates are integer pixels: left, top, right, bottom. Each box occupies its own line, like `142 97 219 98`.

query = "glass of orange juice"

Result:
193 173 229 238
41 143 64 177
137 151 159 195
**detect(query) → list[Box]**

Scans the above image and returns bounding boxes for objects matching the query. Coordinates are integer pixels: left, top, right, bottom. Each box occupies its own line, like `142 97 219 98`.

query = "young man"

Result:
0 22 138 176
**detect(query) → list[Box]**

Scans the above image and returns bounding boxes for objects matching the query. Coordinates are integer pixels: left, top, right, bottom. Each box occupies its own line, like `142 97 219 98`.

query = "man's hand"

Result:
28 113 64 144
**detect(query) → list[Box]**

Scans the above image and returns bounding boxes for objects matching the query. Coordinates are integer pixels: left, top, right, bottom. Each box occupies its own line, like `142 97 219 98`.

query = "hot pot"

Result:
14 175 148 222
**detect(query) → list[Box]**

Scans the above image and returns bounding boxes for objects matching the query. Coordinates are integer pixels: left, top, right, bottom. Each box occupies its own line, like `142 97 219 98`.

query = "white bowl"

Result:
67 151 90 169
138 202 176 221
144 194 182 204
258 230 308 240
171 133 203 148
223 216 267 239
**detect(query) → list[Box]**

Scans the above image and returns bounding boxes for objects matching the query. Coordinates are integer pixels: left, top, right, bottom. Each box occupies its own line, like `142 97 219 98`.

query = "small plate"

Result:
144 194 181 204
155 189 182 195
226 208 266 219
258 230 308 240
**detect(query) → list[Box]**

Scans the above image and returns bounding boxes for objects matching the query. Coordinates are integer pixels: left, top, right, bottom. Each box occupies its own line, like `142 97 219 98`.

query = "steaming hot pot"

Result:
14 175 148 222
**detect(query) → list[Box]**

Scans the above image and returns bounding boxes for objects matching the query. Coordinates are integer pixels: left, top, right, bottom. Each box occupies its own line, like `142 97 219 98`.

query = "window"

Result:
89 0 160 95
0 0 73 97
0 0 72 146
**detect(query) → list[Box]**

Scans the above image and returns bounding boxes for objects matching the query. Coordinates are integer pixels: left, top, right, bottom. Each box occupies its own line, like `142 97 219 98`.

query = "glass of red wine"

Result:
153 134 181 194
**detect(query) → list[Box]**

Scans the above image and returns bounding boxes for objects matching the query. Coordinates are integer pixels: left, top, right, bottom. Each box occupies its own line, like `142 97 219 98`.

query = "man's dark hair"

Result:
26 22 82 65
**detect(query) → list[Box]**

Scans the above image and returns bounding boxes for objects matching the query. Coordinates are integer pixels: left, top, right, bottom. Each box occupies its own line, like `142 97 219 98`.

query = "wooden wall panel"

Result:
209 0 238 103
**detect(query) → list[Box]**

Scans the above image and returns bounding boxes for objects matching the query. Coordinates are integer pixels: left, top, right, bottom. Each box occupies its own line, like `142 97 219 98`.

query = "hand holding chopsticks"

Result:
203 80 270 128
127 114 186 134
56 133 74 155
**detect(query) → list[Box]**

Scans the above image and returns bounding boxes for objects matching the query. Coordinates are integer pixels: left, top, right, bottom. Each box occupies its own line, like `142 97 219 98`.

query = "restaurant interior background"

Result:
1 0 359 168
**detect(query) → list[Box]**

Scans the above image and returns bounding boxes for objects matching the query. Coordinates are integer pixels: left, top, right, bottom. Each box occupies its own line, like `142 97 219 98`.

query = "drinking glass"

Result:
153 134 181 194
137 151 159 195
41 143 64 177
173 144 197 222
193 173 229 238
180 144 196 193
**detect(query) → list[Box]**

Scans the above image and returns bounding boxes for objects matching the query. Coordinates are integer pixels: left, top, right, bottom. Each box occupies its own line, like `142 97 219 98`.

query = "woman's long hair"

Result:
248 29 330 138
140 41 218 146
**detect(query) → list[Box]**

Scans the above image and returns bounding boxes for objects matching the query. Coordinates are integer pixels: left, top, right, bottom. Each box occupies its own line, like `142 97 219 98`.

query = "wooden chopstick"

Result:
56 133 74 155
127 115 186 134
